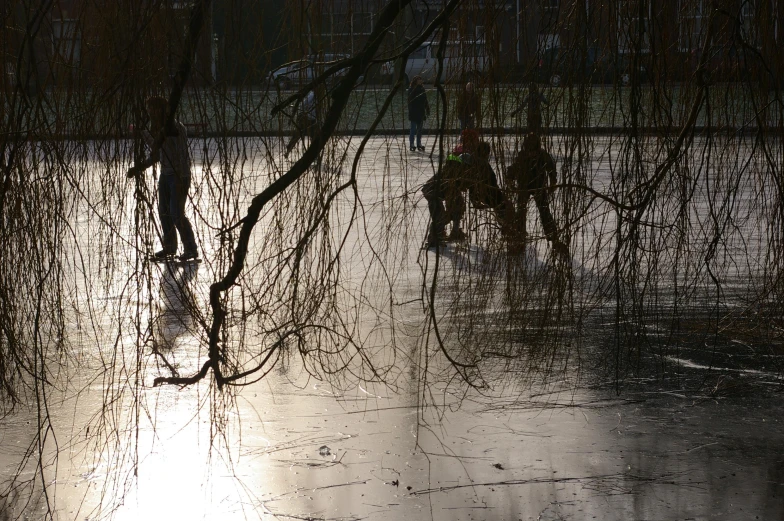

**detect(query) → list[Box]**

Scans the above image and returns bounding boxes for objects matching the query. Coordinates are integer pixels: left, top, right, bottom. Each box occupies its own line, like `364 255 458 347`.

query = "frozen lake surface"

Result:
0 135 782 520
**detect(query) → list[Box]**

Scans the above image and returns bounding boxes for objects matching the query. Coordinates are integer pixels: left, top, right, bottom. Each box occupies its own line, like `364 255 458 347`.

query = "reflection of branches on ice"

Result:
410 470 704 497
281 454 346 469
478 397 646 413
241 432 353 459
258 482 367 521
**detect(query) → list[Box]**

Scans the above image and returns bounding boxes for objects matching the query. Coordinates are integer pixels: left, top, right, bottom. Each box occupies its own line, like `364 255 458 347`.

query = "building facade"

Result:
1 0 781 88
2 0 215 92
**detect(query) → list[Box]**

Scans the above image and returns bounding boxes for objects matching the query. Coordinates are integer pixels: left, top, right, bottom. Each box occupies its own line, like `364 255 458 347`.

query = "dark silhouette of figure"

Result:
456 81 481 131
506 132 567 255
512 83 549 133
128 96 199 261
408 75 429 151
422 134 510 247
285 89 320 158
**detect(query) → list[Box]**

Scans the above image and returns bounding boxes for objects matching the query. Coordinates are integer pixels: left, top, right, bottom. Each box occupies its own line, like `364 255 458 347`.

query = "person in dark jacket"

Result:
285 89 319 158
422 138 510 247
512 83 549 133
408 76 429 152
506 132 567 255
127 96 199 261
456 82 481 131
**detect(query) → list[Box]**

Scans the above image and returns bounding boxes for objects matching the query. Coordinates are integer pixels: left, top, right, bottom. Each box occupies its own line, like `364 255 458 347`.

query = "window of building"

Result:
740 0 762 48
678 0 707 52
52 19 80 65
353 12 373 35
324 11 373 36
537 33 560 56
330 13 351 36
541 0 559 28
618 0 650 53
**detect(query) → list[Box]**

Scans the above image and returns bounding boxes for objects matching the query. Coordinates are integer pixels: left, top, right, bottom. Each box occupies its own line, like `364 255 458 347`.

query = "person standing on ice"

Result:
127 96 199 262
408 75 429 152
512 83 549 134
506 132 567 255
456 81 481 131
285 89 320 158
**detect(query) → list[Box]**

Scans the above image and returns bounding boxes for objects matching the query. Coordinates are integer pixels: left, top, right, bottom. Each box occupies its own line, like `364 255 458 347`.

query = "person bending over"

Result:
422 138 510 247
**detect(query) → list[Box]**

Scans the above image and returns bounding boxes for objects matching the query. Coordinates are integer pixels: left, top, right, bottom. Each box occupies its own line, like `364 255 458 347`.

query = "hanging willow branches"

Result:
0 0 781 400
1 0 783 514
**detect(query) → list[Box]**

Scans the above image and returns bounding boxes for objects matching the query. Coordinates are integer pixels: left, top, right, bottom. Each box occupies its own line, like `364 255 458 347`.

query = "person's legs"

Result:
514 191 529 245
409 122 416 149
286 114 309 156
157 175 178 255
172 176 198 257
416 120 424 149
474 184 512 236
306 119 319 147
423 177 447 245
285 129 301 156
528 111 542 133
445 191 466 240
534 188 568 255
533 189 557 242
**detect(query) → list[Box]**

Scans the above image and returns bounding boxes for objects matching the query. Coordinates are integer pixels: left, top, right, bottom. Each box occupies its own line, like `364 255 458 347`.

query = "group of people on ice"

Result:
128 79 564 264
420 128 566 255
411 77 566 255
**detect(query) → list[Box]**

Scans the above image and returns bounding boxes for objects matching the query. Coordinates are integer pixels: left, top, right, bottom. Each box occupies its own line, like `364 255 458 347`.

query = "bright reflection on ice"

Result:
0 136 782 521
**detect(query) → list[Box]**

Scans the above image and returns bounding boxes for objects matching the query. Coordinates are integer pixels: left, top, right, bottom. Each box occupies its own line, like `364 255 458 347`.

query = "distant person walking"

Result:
506 132 567 255
127 96 199 261
285 89 320 158
456 81 481 131
512 83 549 133
408 76 429 152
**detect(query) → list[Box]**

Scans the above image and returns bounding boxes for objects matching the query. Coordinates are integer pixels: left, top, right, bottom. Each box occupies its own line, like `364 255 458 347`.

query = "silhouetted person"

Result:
127 96 199 261
456 81 481 131
506 132 567 255
408 75 429 152
512 83 549 133
423 135 509 247
285 89 319 158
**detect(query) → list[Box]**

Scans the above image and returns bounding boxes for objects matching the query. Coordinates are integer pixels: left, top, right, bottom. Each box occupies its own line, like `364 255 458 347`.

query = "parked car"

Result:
396 40 488 86
269 54 362 90
270 60 313 90
536 46 648 86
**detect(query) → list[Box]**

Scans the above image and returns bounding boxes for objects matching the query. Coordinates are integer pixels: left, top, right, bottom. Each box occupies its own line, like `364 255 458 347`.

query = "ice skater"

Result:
285 89 320 158
456 81 481 131
127 96 200 262
408 75 429 152
512 83 549 134
422 136 510 247
506 132 567 255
